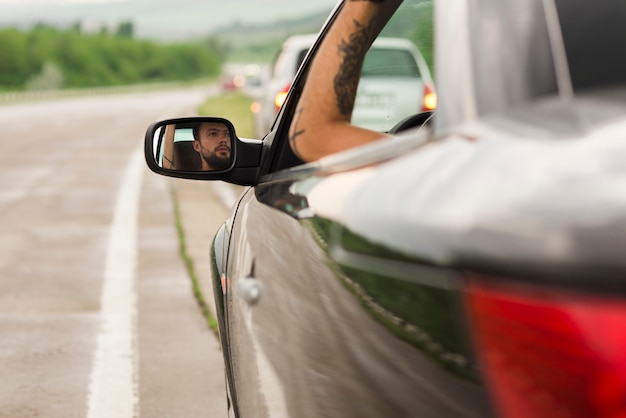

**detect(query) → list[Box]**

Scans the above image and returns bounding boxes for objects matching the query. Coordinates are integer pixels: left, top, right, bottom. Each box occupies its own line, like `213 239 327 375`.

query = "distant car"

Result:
353 37 436 131
145 0 626 417
258 33 436 133
220 74 245 92
257 34 317 134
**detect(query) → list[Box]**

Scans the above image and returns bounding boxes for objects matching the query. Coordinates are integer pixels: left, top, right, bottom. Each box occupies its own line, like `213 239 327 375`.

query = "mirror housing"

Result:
144 116 263 186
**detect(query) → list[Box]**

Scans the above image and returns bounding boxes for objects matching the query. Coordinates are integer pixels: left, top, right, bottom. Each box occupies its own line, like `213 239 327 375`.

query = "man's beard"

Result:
203 153 230 170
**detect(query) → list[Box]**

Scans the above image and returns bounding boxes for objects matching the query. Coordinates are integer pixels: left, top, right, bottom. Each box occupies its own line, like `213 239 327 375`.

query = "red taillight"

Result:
464 278 626 418
274 83 291 112
421 84 437 111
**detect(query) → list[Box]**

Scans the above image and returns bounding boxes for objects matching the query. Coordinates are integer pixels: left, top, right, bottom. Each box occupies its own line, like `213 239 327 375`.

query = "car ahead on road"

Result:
258 33 436 134
144 0 626 417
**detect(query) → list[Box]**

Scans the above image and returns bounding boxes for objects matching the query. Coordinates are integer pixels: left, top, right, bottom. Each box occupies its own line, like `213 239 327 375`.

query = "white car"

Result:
258 34 317 134
259 34 436 134
354 37 436 131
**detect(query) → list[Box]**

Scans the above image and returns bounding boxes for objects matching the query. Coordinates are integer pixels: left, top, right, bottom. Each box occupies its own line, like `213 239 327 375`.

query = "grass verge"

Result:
197 91 257 138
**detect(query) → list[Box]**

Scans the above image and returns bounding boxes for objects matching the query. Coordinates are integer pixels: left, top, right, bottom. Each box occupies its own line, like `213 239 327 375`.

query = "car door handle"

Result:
236 260 263 306
237 277 263 306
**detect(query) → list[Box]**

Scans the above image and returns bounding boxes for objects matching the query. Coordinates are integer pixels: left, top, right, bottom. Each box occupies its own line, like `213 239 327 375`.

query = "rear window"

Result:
294 49 309 75
272 47 310 78
174 128 193 142
361 48 420 77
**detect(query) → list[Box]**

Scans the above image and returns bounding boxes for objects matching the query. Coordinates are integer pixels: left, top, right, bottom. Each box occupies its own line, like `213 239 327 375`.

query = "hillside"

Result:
215 10 331 63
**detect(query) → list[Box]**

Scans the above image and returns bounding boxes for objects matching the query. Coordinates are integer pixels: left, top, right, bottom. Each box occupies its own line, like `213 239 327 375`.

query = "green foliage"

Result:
116 21 134 38
0 25 223 91
410 2 434 73
197 92 256 138
382 0 434 72
0 28 29 87
213 10 330 63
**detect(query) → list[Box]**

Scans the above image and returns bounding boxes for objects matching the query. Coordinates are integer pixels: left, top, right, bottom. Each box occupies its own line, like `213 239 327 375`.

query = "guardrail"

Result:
0 81 212 104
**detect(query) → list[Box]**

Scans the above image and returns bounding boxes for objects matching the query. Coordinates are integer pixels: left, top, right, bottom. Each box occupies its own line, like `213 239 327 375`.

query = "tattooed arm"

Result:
288 0 392 162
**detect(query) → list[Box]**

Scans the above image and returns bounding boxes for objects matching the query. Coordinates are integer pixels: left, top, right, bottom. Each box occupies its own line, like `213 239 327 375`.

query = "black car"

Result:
144 0 626 417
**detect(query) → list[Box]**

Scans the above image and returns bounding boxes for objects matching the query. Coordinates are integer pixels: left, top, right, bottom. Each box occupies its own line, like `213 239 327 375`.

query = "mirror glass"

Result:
149 117 234 172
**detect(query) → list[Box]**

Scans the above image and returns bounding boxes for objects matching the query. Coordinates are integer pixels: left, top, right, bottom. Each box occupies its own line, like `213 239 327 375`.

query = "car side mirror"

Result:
144 116 263 186
145 116 235 173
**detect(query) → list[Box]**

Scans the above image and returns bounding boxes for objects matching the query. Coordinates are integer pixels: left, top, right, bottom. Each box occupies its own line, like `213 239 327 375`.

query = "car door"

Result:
222 124 498 416
223 179 327 417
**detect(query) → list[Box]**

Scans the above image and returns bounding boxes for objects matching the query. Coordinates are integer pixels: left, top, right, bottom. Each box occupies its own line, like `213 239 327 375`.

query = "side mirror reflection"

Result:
146 117 235 172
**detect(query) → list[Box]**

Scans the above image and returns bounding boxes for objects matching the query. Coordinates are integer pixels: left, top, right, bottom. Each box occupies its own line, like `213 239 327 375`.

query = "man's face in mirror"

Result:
192 122 232 171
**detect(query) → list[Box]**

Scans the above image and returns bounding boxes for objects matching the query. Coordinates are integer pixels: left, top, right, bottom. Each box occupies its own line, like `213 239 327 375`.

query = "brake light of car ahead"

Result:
274 83 291 112
421 83 437 111
464 277 626 418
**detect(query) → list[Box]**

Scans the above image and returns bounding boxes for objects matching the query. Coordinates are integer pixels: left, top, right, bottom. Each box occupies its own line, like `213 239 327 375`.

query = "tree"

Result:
116 21 134 38
0 29 29 88
26 61 64 90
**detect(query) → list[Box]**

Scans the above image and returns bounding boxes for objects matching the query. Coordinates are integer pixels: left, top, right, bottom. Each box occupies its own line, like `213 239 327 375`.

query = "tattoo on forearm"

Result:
334 18 375 116
289 107 306 159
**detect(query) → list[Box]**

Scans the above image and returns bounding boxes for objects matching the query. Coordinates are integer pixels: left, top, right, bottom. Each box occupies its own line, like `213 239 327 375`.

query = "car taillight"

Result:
464 277 626 418
421 84 437 111
274 83 291 112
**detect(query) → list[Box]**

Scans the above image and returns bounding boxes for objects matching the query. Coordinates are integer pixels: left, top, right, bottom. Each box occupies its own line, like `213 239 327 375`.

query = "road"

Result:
0 87 237 418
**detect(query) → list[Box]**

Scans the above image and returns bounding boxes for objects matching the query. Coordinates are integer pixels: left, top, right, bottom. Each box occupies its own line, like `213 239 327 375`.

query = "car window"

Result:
272 46 311 80
174 128 194 142
266 0 435 172
350 0 435 132
156 127 194 165
289 2 434 133
295 49 309 75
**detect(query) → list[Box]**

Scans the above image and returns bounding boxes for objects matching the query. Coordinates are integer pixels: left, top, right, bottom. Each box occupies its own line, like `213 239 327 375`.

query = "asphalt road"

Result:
0 87 236 418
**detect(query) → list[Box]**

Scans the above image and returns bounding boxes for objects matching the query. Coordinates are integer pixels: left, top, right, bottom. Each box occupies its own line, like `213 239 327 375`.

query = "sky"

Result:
0 0 339 39
0 0 128 3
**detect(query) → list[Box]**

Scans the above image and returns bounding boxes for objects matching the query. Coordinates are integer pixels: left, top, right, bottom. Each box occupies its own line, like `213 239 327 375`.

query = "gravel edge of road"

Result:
170 184 219 333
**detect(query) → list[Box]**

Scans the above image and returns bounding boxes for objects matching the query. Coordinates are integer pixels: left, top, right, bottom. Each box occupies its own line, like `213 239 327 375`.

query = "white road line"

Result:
87 147 144 418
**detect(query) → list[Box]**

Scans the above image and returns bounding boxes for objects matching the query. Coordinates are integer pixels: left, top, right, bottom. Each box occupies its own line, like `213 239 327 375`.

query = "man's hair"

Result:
192 123 201 141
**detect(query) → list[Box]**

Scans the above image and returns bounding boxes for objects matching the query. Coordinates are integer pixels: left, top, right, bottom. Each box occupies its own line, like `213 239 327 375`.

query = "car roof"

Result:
281 34 318 50
371 37 419 49
282 34 422 52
